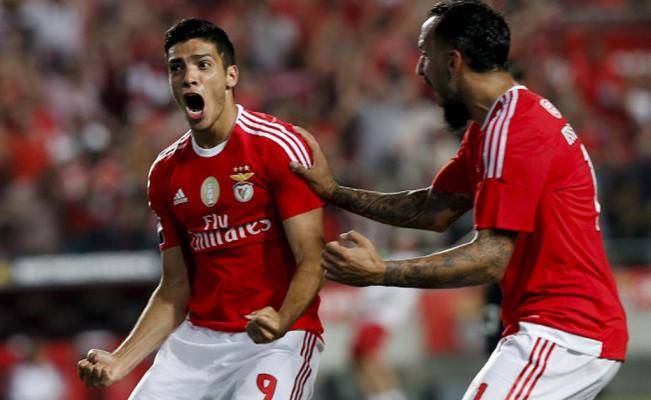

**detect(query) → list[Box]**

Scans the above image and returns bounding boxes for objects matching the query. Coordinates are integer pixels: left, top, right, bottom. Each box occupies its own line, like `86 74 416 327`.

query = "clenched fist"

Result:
77 349 128 388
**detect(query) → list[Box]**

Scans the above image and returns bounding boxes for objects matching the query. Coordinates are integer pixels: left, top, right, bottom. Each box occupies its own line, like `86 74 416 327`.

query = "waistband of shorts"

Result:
177 320 324 346
514 322 603 357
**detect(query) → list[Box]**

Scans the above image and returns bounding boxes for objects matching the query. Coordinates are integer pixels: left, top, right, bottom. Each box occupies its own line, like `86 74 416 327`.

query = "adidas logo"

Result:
173 188 188 205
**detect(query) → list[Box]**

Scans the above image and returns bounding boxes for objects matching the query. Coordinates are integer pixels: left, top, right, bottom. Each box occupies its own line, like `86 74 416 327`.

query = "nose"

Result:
182 66 199 88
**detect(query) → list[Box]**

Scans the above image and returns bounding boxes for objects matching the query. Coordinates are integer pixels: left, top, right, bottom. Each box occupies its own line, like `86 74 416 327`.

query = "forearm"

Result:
331 186 430 228
278 261 324 328
111 285 188 373
329 186 472 230
383 230 515 288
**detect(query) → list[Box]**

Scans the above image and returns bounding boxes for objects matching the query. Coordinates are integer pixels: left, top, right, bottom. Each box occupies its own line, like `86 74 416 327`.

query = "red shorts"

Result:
351 322 388 359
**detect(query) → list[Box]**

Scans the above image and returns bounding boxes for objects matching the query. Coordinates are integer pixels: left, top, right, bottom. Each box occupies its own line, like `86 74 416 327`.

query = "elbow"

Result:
159 279 191 307
430 223 449 233
486 263 507 283
428 218 452 233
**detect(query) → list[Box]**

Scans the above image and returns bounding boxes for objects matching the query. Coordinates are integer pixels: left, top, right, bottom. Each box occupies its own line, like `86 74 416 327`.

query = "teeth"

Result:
185 106 204 120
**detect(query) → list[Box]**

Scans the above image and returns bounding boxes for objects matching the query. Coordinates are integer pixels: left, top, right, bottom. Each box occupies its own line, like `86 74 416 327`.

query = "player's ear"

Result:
448 49 463 76
225 65 239 89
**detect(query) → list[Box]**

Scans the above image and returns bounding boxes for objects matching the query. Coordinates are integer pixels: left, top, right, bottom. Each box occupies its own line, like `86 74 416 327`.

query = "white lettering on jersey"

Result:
190 218 272 252
561 124 578 145
202 214 229 230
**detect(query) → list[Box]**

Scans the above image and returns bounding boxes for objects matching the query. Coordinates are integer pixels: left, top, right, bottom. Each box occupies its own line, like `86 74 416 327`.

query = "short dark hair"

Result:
164 18 236 68
429 1 510 72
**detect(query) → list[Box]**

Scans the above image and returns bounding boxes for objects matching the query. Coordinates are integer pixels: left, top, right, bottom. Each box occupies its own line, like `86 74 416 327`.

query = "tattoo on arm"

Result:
383 229 517 288
330 186 473 231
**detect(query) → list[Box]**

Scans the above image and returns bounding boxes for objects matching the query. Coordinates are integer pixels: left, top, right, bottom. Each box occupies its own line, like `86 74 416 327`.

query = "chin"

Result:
188 118 211 131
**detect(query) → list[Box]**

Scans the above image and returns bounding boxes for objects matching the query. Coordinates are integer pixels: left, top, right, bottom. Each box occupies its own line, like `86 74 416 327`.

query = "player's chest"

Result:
166 159 273 228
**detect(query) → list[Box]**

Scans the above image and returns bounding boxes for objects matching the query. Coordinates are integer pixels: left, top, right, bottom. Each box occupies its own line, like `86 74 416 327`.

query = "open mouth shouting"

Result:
183 93 205 120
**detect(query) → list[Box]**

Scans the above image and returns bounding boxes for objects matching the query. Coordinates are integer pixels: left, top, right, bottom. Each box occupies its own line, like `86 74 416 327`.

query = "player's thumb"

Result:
289 161 308 176
87 349 110 364
340 230 372 248
87 349 100 363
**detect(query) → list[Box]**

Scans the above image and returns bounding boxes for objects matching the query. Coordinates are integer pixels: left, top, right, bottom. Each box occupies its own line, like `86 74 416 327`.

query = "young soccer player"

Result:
78 19 325 400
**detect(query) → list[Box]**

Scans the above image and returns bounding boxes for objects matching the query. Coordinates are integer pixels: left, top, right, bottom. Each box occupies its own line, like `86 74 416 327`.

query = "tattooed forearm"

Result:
330 186 473 231
383 229 517 288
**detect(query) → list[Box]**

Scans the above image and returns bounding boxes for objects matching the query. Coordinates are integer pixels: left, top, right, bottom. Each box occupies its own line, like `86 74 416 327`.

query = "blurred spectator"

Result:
0 0 647 259
7 336 65 400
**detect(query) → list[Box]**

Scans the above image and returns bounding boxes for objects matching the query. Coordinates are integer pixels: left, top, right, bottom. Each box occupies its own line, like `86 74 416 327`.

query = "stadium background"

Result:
0 0 650 398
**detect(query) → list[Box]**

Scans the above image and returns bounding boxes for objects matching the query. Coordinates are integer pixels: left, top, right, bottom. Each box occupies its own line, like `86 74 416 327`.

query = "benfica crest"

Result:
230 170 255 203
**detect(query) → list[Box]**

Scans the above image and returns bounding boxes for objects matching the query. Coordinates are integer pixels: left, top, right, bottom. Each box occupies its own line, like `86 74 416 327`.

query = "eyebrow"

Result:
167 53 214 63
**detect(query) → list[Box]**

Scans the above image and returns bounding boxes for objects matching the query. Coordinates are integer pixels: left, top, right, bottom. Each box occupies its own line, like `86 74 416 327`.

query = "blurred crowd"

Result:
0 0 649 262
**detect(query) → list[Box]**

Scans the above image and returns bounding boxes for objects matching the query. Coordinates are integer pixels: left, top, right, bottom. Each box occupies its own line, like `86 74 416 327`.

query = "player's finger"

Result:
325 270 346 284
77 359 90 380
79 359 96 383
322 249 344 267
246 306 273 320
289 161 308 175
99 368 112 387
90 364 105 385
83 365 98 387
246 321 274 343
292 125 318 147
249 314 278 334
324 241 348 258
339 230 372 248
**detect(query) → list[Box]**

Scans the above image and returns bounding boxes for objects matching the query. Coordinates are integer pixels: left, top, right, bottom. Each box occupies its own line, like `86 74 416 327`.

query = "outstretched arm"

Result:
78 247 190 387
322 229 517 288
329 186 472 232
289 127 472 232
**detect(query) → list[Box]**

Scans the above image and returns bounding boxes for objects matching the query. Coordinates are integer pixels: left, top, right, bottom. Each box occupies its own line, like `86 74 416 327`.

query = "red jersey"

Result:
148 105 324 334
432 85 627 360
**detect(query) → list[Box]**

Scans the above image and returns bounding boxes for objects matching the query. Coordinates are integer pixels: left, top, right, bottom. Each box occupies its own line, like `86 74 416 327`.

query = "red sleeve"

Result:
474 118 553 233
264 125 324 220
147 160 184 250
431 128 475 194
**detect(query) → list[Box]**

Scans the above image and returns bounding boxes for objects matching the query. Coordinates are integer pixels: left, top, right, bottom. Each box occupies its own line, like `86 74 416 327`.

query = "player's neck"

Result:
192 102 238 149
462 71 516 125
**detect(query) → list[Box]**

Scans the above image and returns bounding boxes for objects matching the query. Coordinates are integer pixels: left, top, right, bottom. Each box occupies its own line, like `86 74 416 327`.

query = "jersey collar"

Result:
190 104 243 158
480 84 527 131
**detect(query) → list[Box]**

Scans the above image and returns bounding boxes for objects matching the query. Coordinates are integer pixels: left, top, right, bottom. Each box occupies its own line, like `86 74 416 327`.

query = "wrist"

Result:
326 181 341 201
277 310 295 332
382 260 397 286
111 350 136 373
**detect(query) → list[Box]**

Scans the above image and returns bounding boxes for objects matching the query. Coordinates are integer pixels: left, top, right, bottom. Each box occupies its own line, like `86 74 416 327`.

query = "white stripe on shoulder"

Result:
148 131 190 182
483 110 499 178
239 113 307 165
495 89 519 178
487 92 512 178
483 94 509 178
237 121 300 164
241 110 312 167
155 131 190 162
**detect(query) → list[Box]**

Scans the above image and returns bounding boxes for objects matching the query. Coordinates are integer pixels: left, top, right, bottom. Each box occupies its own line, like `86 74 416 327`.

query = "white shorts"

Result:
462 323 621 400
130 321 323 400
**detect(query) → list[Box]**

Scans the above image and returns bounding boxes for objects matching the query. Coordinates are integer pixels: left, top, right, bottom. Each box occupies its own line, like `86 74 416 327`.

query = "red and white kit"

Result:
433 85 628 399
137 105 324 399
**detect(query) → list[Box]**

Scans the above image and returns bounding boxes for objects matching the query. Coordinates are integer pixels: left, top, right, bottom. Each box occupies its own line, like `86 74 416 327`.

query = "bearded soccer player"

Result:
77 19 325 399
291 1 627 399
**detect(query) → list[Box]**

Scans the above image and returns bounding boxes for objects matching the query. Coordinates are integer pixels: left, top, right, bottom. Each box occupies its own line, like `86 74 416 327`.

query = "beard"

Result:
442 99 470 132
